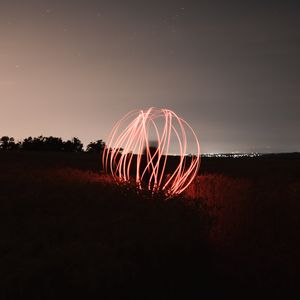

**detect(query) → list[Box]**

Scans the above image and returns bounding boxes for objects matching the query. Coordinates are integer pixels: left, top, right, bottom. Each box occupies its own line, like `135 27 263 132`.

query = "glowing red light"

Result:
102 108 200 197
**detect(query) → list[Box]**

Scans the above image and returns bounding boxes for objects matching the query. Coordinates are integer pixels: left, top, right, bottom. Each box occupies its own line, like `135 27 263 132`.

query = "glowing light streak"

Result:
102 108 201 197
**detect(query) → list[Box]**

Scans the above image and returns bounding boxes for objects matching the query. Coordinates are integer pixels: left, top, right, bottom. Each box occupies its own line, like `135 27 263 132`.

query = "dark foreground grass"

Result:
0 151 299 298
0 159 214 299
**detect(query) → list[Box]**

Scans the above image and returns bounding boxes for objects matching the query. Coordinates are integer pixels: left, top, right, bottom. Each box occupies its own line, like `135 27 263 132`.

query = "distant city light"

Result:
202 152 261 158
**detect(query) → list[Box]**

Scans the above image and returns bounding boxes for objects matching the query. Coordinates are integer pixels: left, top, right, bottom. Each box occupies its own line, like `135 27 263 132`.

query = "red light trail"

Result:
102 108 200 197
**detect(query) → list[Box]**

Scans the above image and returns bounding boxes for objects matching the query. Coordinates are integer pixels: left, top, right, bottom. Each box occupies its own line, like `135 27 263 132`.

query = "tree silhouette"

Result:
0 135 87 153
20 136 83 152
21 136 63 151
63 140 74 152
0 136 20 150
86 140 105 153
22 137 33 150
68 137 83 152
0 136 10 150
43 136 64 151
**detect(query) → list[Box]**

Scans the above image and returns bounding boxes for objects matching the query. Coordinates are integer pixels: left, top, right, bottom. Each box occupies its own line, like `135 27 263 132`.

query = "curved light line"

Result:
102 107 201 197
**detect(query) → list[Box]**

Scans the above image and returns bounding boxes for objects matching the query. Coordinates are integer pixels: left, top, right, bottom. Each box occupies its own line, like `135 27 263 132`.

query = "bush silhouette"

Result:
86 139 105 153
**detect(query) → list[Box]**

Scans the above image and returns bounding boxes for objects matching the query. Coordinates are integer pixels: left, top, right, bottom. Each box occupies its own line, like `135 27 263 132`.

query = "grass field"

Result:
0 151 299 298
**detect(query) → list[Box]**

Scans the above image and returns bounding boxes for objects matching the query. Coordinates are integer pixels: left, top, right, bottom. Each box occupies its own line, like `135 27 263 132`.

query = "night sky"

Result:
1 0 299 153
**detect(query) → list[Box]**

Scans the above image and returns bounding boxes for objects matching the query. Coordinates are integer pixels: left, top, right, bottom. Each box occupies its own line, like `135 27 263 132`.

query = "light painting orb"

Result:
102 108 200 197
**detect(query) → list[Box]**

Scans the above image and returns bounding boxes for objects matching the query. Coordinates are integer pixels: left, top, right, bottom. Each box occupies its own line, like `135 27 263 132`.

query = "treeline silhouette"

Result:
0 136 105 153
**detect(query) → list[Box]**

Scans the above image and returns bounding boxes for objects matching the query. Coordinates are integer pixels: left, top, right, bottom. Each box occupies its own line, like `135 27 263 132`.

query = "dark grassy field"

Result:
0 151 299 298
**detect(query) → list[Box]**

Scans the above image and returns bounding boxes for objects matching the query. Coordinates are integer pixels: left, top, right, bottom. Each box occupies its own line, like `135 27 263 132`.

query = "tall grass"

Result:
185 175 252 246
0 164 214 298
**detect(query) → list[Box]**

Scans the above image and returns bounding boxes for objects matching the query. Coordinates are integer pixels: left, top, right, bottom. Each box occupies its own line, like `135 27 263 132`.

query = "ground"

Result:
0 151 299 298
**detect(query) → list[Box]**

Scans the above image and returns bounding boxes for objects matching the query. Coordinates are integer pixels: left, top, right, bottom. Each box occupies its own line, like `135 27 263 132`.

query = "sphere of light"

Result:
102 108 201 197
